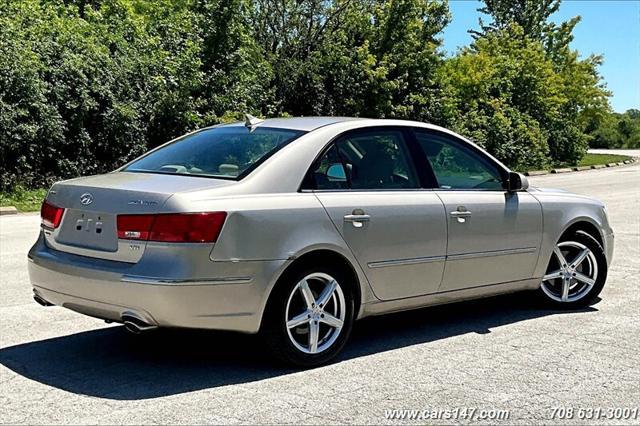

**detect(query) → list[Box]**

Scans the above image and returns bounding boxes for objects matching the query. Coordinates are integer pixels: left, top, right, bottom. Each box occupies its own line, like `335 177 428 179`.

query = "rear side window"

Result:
414 131 504 190
125 126 305 180
311 129 419 190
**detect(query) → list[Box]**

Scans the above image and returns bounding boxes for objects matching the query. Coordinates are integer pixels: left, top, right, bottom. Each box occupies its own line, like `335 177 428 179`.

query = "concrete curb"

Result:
525 157 637 177
525 170 549 176
0 206 18 215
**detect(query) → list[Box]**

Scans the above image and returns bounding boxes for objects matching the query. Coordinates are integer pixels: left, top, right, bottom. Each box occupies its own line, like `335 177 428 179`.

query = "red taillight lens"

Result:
117 214 155 240
41 201 65 229
150 212 227 243
117 212 227 243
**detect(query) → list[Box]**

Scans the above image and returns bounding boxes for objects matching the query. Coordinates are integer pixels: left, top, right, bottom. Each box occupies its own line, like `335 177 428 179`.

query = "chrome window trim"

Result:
432 188 511 193
301 188 436 193
301 188 511 194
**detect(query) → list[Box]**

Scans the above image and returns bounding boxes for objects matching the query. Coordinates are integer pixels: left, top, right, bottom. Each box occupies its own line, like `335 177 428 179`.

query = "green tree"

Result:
249 0 450 122
0 0 617 190
589 109 640 149
463 0 610 166
440 26 554 170
470 0 579 62
195 0 273 119
0 0 276 190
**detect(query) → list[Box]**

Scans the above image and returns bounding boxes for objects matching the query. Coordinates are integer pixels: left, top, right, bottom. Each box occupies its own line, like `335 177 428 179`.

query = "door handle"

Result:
449 211 472 217
344 210 370 228
450 208 471 223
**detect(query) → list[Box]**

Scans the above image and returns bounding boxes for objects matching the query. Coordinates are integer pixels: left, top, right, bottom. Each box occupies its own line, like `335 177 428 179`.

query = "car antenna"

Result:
244 114 265 131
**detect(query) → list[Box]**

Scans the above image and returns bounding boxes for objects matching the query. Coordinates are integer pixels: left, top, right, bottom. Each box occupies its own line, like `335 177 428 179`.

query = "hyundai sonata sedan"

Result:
29 116 613 366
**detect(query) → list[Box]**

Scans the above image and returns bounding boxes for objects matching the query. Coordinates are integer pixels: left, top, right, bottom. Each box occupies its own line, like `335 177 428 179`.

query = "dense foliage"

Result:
0 0 617 190
587 109 640 149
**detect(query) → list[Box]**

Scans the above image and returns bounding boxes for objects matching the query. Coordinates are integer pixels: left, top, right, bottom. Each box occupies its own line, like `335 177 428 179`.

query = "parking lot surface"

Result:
1 155 638 424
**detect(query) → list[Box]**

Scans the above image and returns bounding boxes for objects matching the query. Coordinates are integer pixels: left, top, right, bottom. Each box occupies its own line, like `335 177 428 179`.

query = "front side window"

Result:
311 129 419 190
415 131 504 190
125 126 305 180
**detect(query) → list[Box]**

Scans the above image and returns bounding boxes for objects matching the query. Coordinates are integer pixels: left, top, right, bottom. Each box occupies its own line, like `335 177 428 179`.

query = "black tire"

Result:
260 263 356 368
537 230 608 308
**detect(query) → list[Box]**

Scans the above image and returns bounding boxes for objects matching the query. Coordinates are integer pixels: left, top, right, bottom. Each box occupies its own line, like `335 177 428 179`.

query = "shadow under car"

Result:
0 291 598 400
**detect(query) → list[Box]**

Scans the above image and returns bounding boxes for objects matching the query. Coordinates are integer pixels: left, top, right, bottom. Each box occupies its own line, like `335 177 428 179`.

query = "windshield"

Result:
124 126 305 180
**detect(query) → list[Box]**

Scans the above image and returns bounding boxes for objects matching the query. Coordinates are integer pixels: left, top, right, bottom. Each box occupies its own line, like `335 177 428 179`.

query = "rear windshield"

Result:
124 126 305 180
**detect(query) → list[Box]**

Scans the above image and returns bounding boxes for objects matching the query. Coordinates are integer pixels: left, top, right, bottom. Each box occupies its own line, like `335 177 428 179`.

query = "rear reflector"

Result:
116 215 155 241
41 201 65 229
117 212 227 243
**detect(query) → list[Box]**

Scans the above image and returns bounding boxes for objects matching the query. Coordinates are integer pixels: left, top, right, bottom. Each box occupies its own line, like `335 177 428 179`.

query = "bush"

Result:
439 24 610 169
0 0 613 190
589 109 640 149
0 0 236 191
439 27 555 170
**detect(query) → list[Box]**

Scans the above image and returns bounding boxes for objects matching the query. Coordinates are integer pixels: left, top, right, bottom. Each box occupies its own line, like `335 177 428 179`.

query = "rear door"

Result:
308 127 447 300
412 129 542 291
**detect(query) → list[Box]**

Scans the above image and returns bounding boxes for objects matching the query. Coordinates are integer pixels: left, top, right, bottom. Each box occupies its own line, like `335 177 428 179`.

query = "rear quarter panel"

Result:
165 191 378 315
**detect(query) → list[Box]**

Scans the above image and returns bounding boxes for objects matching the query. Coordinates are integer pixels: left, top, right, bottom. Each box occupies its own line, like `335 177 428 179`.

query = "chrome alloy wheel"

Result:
541 241 598 303
285 272 346 354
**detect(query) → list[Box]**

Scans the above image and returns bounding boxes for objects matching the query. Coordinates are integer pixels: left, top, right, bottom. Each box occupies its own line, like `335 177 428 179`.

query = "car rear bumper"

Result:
28 234 286 333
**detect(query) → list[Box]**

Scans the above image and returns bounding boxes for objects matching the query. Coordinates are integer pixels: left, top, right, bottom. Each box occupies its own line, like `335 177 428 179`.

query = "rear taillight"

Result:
116 215 155 240
41 201 65 229
117 212 227 243
149 212 227 242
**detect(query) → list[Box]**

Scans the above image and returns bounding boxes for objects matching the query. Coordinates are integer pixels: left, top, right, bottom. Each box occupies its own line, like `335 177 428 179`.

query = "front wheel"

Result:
538 230 608 308
261 266 355 367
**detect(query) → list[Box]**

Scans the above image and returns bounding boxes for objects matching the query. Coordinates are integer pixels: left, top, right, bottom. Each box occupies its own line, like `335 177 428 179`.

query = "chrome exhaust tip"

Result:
123 321 142 334
33 294 53 307
121 313 157 334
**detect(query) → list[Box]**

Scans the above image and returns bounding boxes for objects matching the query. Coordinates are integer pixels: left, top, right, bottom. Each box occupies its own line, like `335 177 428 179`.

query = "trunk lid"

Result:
43 172 234 262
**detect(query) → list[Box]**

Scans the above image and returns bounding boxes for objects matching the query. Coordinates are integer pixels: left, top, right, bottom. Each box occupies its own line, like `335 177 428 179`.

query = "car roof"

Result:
220 116 367 132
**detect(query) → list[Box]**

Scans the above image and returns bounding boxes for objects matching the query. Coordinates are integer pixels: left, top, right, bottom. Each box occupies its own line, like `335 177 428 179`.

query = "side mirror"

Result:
507 172 529 192
326 163 347 182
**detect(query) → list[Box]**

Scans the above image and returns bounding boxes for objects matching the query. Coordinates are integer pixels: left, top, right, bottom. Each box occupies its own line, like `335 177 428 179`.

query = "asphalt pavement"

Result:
1 152 638 424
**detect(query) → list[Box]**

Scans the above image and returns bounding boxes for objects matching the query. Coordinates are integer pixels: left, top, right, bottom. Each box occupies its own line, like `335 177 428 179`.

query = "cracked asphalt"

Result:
1 153 638 425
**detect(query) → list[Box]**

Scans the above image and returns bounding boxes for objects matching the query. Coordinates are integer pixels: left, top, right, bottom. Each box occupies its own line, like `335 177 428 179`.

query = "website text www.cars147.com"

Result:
384 407 510 422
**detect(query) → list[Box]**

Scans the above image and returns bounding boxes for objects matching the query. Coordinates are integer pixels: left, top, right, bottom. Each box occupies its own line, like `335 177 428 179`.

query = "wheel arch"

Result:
559 217 605 248
534 212 608 279
259 248 366 331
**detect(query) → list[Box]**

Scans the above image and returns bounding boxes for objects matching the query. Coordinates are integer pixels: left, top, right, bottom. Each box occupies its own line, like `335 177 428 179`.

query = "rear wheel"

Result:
261 265 355 367
538 230 607 308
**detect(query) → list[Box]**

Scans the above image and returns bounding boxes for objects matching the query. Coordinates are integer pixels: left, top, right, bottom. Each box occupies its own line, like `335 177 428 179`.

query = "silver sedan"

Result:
29 116 614 366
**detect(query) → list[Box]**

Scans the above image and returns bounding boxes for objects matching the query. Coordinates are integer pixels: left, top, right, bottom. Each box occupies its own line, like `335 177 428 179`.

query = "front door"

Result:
308 128 447 300
413 129 543 292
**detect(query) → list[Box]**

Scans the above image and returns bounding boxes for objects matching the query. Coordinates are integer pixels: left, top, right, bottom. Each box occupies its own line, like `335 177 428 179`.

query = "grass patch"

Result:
522 153 632 172
0 187 48 212
576 153 630 167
